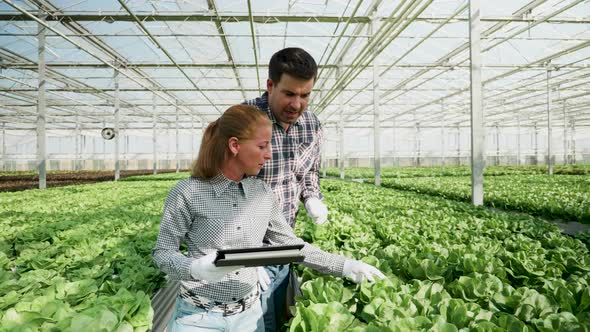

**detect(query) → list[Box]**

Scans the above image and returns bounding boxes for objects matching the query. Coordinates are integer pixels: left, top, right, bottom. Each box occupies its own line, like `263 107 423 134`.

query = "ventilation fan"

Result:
101 127 116 140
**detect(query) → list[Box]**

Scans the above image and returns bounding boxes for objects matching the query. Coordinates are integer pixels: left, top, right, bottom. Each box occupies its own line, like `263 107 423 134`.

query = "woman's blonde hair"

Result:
191 104 271 179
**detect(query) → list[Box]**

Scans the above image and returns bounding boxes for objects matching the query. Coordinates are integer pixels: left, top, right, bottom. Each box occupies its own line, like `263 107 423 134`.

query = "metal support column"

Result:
562 102 567 165
457 125 461 166
337 64 345 180
124 131 129 171
114 67 120 181
495 124 500 165
469 0 484 206
413 113 418 167
339 112 345 179
81 134 86 170
534 123 539 164
372 16 381 186
175 102 180 173
441 100 445 166
152 93 157 174
37 11 47 189
1 123 6 171
103 119 106 169
546 67 553 175
517 112 521 166
167 123 172 164
416 123 421 167
319 88 327 177
392 120 397 166
75 114 80 170
571 119 576 164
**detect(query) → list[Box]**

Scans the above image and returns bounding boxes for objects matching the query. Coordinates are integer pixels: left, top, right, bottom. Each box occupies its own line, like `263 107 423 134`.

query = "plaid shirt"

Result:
244 93 323 227
152 174 345 303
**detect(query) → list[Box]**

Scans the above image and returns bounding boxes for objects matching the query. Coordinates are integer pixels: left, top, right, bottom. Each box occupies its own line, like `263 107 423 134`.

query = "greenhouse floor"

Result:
0 169 181 192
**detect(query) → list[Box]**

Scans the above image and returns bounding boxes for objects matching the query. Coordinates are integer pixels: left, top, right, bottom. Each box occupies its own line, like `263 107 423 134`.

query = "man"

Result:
244 47 329 332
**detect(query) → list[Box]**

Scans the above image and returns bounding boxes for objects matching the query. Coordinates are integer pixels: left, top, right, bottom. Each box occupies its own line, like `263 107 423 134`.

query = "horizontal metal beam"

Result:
6 62 589 70
2 98 589 109
1 13 590 24
6 123 589 131
2 33 590 43
5 87 589 93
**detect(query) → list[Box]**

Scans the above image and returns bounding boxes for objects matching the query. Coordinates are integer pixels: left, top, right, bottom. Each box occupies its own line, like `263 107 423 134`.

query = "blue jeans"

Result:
167 297 264 332
260 264 290 332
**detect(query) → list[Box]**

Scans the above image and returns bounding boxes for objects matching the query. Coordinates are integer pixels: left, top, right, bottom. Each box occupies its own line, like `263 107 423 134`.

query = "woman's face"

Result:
236 124 272 176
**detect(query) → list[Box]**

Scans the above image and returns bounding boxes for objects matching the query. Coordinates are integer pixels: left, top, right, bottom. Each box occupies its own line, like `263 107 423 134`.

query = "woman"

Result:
153 105 384 332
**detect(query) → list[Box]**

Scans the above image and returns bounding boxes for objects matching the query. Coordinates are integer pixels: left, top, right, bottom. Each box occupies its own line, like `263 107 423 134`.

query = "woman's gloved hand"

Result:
304 197 329 225
190 252 244 282
257 267 271 291
342 259 386 283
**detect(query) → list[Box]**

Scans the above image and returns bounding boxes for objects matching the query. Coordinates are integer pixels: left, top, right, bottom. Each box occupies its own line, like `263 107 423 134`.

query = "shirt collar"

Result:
210 173 252 198
261 92 302 127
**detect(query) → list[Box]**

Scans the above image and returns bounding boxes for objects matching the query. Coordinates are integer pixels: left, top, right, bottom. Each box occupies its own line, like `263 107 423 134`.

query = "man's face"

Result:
267 73 314 128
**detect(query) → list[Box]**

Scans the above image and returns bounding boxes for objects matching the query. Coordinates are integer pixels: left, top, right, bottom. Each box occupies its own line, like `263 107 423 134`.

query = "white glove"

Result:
305 197 329 225
190 252 243 282
257 267 270 291
342 259 386 284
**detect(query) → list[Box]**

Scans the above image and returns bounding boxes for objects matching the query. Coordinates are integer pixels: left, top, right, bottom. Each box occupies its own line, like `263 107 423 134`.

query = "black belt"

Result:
179 288 259 317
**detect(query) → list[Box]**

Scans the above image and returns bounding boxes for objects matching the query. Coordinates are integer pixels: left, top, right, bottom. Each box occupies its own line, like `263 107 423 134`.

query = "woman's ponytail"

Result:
191 105 271 179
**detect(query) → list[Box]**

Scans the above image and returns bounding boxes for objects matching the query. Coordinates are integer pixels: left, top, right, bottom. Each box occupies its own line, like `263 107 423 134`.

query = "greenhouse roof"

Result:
0 0 589 131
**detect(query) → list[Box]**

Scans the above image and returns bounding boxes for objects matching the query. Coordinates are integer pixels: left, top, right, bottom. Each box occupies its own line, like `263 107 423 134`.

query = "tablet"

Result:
214 244 305 267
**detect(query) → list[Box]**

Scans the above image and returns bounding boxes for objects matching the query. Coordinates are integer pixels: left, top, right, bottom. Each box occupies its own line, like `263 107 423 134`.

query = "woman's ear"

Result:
228 137 239 157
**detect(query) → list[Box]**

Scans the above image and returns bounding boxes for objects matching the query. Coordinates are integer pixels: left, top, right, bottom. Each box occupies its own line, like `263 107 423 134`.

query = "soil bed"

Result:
0 169 180 192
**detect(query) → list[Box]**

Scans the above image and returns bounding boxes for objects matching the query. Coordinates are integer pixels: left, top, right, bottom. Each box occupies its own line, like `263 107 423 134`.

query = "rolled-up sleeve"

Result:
263 187 345 277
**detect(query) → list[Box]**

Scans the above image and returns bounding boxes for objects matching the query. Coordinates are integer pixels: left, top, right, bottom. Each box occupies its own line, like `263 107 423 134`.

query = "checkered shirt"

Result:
152 174 345 303
244 93 323 227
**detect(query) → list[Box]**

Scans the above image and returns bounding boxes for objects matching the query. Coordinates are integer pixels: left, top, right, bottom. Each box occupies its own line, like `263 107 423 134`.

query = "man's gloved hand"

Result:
190 252 243 282
257 267 270 291
304 197 329 225
342 259 386 284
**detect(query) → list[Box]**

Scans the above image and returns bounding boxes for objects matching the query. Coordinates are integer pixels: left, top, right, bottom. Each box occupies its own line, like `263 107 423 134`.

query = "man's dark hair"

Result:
268 47 318 84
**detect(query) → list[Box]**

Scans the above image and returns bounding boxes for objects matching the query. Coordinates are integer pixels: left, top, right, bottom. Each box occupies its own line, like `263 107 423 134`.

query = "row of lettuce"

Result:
289 179 590 331
1 172 589 331
324 165 590 179
324 166 590 223
0 180 171 331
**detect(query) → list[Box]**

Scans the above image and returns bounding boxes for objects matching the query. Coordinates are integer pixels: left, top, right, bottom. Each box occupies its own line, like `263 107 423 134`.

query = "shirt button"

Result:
235 271 239 275
237 226 241 230
232 297 237 301
233 203 237 207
